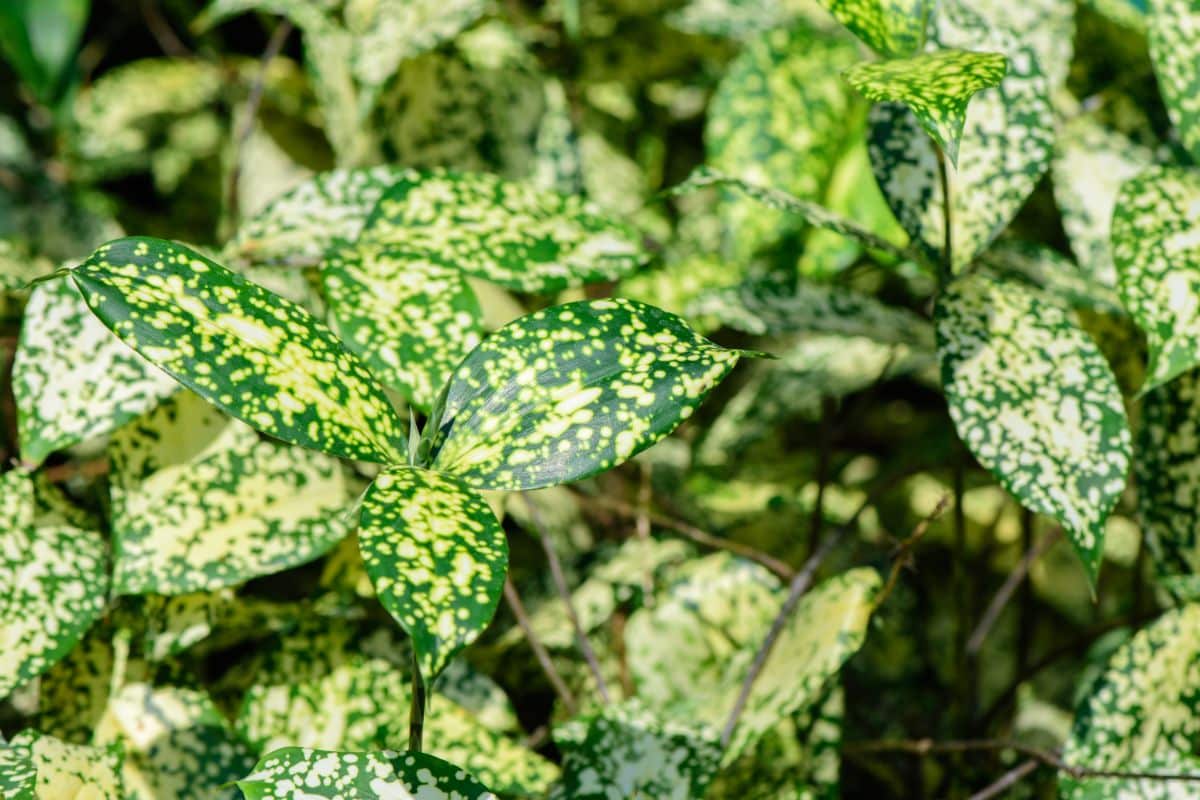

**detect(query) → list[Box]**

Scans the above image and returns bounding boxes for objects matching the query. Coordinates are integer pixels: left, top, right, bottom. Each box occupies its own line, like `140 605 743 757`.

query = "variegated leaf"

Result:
95 683 254 800
36 626 113 743
548 700 724 800
12 277 177 467
348 0 487 88
1060 604 1200 798
666 0 827 39
819 0 935 57
358 466 507 680
1111 165 1200 393
321 244 483 409
844 49 1007 166
427 298 742 490
966 0 1075 90
238 748 498 800
108 392 352 595
1 471 109 698
936 273 1131 581
1148 0 1200 164
0 730 124 799
71 236 406 463
360 170 647 293
869 0 1053 269
982 240 1123 315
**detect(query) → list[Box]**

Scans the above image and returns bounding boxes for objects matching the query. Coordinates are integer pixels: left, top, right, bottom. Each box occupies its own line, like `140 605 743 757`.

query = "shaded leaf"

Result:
0 0 88 104
1148 0 1200 164
37 626 113 743
819 0 934 57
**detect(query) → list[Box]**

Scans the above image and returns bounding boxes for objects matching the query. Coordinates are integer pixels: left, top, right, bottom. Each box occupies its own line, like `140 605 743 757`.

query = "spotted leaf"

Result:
0 730 124 799
1 471 109 699
12 277 177 467
108 391 352 595
360 170 648 293
966 0 1075 90
95 683 254 800
1111 166 1200 393
359 467 507 680
844 49 1007 166
321 244 484 409
237 748 498 800
819 0 934 57
1148 0 1200 164
71 236 406 463
427 298 743 490
936 273 1131 582
869 0 1053 269
1060 604 1200 798
36 626 114 744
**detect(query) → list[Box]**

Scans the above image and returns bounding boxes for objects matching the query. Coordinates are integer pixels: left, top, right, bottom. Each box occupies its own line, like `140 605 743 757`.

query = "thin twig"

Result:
524 496 611 703
41 457 109 483
139 0 191 57
967 528 1062 654
502 577 578 715
873 495 952 612
968 759 1039 800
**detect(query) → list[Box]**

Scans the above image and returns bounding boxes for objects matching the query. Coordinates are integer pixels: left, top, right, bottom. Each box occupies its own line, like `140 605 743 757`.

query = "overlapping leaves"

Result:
0 730 124 798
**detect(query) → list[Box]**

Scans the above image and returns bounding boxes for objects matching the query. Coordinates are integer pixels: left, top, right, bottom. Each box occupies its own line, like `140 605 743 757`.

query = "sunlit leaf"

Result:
936 273 1131 581
1148 0 1200 164
0 730 124 799
819 0 934 57
967 0 1074 90
427 298 743 490
358 466 507 680
71 236 406 463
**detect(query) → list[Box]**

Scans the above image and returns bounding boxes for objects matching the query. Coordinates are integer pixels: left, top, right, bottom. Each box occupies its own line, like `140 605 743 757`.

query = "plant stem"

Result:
874 495 952 612
967 526 1060 655
503 576 579 716
967 759 1039 800
408 648 426 752
934 142 954 285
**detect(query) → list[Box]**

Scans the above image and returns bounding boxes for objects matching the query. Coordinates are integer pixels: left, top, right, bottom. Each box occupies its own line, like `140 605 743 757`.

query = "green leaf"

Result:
0 0 88 104
237 748 498 800
1111 165 1200 393
965 0 1074 90
95 683 254 800
1060 604 1200 799
819 0 934 57
36 626 113 743
981 240 1123 315
0 730 124 799
321 244 484 409
1148 0 1200 164
12 277 177 467
71 236 406 463
347 0 487 88
427 298 742 490
358 466 507 679
869 0 1053 269
108 391 352 595
0 471 109 698
844 49 1007 167
360 170 647 293
936 273 1131 581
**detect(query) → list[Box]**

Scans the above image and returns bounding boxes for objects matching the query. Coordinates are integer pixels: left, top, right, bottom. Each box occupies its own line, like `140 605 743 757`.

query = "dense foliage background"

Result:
1 0 1198 797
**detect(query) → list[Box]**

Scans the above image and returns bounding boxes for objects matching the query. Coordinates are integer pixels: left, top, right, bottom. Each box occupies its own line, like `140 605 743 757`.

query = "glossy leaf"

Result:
358 466 507 680
71 236 406 463
1148 0 1200 164
936 273 1131 581
321 244 484 409
0 471 109 698
0 730 124 799
428 298 742 490
360 170 647 293
819 0 934 57
12 277 177 466
1111 166 1200 393
108 392 352 595
238 748 498 800
844 49 1007 166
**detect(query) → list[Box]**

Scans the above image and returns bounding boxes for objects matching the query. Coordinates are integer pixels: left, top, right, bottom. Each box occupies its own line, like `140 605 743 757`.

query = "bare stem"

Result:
968 759 1039 800
503 576 579 716
967 527 1062 654
873 495 952 612
408 648 426 752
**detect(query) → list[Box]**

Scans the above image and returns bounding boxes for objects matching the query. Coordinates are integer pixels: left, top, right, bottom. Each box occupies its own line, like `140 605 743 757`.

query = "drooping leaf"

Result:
936 273 1131 581
0 730 124 799
321 244 484 408
1060 604 1200 798
71 236 406 463
108 391 352 595
360 170 647 293
1111 165 1200 393
0 471 109 698
12 277 177 467
358 466 508 680
237 748 498 800
819 0 935 57
1148 0 1200 164
844 49 1007 166
869 0 1053 269
427 298 743 490
94 683 254 800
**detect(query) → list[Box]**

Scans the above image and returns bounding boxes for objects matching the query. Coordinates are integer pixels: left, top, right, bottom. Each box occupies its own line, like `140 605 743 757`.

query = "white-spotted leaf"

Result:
0 730 124 799
1148 0 1200 164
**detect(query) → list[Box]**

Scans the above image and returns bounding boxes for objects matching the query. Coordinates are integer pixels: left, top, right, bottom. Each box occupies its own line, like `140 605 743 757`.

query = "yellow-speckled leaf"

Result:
0 471 109 698
321 244 483 409
0 730 125 799
1060 604 1200 798
428 298 743 490
358 466 507 680
936 274 1131 581
967 0 1074 90
1148 0 1200 164
844 49 1007 166
820 0 935 57
36 627 113 744
12 277 177 467
1111 165 1200 393
95 684 253 800
71 236 406 463
108 392 352 595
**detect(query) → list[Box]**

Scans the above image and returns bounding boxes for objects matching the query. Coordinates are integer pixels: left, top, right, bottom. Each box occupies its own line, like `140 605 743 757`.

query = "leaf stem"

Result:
408 648 426 752
934 142 954 286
